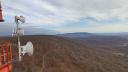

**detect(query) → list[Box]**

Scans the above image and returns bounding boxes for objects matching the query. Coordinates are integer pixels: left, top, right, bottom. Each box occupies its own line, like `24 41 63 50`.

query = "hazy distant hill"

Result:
95 32 128 39
58 32 128 38
57 32 93 38
95 32 128 36
58 32 128 48
1 35 128 72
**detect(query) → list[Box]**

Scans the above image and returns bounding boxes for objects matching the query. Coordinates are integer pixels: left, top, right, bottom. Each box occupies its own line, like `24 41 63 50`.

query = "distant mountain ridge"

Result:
57 32 128 48
57 32 93 37
57 32 128 38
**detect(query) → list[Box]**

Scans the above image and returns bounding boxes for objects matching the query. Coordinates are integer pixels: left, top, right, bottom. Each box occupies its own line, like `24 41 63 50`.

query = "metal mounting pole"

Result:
16 21 21 61
15 16 25 61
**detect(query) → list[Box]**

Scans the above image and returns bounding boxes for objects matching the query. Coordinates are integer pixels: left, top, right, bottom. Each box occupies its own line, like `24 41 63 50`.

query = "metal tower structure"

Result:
14 16 25 61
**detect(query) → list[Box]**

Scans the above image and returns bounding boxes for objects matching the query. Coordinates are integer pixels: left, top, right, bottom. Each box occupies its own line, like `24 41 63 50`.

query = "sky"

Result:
1 0 128 33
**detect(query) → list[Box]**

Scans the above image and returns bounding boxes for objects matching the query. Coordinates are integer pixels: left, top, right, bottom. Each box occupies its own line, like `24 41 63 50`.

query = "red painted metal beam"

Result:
0 63 12 72
0 1 4 22
0 42 13 72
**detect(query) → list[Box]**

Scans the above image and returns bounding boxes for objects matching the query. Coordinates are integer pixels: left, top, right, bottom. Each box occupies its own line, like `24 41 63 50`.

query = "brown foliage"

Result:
0 35 128 72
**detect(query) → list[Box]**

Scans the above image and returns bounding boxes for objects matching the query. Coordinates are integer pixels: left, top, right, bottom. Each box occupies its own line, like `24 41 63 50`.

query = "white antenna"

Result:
14 16 34 61
21 41 34 56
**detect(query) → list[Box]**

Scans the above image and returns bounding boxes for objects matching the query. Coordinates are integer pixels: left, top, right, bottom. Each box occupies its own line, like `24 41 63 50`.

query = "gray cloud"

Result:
1 0 128 33
2 0 128 24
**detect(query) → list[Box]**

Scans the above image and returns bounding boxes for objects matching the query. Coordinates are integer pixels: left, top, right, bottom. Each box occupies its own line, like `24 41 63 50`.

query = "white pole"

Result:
16 20 22 61
15 16 25 61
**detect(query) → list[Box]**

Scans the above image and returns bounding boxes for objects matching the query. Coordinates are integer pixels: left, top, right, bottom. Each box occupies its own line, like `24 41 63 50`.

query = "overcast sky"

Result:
1 0 128 33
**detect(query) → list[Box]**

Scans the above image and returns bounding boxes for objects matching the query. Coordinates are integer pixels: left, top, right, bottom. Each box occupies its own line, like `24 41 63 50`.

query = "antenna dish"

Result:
15 16 25 24
21 41 34 56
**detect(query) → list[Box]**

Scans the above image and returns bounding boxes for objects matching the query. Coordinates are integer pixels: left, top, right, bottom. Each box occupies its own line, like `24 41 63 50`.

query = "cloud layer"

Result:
1 0 128 33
